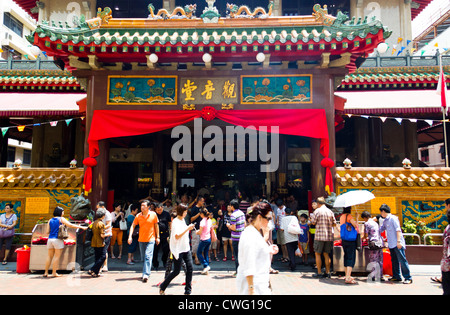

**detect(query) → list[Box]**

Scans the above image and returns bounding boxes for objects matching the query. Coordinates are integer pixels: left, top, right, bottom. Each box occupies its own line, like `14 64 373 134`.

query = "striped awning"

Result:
0 93 85 117
335 90 445 114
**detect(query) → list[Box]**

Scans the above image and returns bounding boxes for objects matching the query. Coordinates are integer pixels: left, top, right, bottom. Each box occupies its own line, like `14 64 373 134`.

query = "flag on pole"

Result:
437 56 448 115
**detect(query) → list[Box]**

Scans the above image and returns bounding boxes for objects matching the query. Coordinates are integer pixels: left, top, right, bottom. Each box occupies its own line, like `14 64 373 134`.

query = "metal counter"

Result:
29 223 94 272
333 246 370 273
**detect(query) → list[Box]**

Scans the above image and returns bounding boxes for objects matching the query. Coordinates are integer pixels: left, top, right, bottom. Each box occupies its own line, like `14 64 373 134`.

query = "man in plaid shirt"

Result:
310 197 336 279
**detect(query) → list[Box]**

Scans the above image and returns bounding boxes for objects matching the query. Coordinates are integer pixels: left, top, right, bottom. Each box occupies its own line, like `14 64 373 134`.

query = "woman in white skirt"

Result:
237 202 278 295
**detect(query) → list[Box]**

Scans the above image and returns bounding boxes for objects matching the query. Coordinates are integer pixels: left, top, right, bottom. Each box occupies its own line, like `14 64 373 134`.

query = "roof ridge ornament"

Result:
226 1 273 19
85 7 112 30
148 3 197 20
201 0 221 23
312 4 335 26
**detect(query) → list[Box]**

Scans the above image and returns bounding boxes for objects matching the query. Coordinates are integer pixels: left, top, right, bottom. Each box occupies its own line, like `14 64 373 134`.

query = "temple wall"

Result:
0 168 84 241
336 167 450 233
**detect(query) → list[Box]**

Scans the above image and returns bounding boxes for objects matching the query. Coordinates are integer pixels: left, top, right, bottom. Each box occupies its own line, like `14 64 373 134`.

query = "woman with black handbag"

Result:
361 211 384 281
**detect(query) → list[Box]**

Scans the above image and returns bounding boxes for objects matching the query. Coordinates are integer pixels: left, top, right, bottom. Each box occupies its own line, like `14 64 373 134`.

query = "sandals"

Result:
88 270 99 278
2 260 7 265
345 278 357 284
431 277 442 283
269 268 279 274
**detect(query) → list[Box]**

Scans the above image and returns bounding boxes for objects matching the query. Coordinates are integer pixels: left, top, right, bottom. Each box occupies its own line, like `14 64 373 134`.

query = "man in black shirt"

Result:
152 203 171 270
190 196 205 265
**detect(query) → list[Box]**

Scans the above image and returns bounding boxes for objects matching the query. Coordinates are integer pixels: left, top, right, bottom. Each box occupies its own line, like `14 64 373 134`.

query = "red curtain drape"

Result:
83 108 334 194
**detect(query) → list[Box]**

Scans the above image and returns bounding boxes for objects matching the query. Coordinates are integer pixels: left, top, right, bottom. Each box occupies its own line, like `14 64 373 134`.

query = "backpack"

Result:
340 214 357 241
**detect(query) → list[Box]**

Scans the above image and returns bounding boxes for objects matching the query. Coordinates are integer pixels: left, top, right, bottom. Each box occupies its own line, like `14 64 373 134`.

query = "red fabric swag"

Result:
83 109 333 194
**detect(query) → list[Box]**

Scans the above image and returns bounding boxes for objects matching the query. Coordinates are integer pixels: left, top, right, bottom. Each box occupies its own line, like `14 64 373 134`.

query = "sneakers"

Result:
403 279 413 284
201 266 211 275
388 277 413 284
388 277 402 282
142 276 149 283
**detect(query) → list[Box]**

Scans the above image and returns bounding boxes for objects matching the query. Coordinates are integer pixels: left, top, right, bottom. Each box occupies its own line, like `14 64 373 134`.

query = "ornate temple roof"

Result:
336 167 450 187
340 65 449 90
29 3 391 73
0 69 81 92
0 168 83 188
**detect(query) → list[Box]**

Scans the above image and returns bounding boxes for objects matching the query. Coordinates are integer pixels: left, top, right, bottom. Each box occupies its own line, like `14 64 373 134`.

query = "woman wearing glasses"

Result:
236 202 278 295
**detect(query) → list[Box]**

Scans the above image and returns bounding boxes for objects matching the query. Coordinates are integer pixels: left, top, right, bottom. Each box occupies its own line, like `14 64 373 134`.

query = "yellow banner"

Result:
371 197 397 214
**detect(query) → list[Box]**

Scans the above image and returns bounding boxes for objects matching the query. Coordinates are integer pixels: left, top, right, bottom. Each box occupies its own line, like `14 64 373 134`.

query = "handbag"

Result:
287 217 303 235
119 220 128 231
85 226 93 242
0 228 14 239
57 218 69 240
356 233 362 251
0 215 15 239
340 214 357 241
132 225 139 237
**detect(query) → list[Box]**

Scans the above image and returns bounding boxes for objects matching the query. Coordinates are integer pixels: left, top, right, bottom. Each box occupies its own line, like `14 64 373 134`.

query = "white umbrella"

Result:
333 190 375 208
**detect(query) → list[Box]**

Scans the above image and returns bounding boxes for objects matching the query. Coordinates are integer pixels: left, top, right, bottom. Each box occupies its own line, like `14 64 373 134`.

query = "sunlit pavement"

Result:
0 253 443 296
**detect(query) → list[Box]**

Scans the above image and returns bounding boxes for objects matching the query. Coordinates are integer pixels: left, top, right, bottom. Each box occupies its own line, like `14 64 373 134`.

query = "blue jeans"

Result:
139 241 155 278
390 246 412 281
197 239 211 268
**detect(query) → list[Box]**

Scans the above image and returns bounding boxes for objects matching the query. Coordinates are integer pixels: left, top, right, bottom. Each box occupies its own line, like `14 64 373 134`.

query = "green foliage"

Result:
402 218 417 245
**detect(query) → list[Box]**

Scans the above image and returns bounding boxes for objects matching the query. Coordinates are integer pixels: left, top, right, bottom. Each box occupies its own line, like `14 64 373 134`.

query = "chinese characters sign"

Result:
179 77 238 106
25 197 50 214
106 75 312 106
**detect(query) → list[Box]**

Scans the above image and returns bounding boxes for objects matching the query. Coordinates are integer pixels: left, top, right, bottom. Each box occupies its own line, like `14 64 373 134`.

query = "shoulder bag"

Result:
340 214 357 241
0 214 15 239
57 218 69 240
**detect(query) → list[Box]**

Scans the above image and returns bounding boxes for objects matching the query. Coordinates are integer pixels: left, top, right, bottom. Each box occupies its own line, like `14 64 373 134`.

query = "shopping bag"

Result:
287 217 303 235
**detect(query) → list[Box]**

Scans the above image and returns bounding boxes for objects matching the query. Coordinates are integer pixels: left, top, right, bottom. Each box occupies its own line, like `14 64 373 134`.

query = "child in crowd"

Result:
209 212 219 261
299 213 310 265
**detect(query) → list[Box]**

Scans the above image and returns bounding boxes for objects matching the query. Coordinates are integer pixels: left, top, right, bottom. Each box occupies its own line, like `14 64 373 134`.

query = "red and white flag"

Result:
437 59 448 115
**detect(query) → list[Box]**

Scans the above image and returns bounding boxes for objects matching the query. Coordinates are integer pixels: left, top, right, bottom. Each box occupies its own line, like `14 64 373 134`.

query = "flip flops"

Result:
431 277 442 283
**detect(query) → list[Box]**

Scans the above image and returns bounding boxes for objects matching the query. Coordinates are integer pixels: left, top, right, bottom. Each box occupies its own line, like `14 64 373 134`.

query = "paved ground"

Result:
0 250 444 296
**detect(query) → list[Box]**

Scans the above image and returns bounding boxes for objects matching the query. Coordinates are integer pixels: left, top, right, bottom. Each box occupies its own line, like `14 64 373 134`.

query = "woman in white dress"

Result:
237 202 279 295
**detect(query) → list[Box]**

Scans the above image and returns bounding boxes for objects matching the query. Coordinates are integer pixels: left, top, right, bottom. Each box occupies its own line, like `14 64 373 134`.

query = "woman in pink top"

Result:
196 208 215 275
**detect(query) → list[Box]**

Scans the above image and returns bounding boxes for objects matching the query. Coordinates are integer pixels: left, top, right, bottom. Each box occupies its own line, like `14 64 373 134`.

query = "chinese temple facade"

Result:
28 1 391 207
2 0 449 239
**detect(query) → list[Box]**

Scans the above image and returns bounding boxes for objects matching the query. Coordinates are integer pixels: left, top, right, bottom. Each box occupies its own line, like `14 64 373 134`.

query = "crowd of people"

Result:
2 190 448 295
85 193 449 294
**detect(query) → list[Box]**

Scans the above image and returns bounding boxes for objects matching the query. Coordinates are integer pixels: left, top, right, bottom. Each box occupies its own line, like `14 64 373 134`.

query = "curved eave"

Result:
33 28 385 69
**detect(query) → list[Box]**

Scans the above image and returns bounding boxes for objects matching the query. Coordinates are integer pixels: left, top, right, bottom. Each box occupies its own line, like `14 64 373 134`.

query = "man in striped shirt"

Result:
310 196 336 279
227 199 246 274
